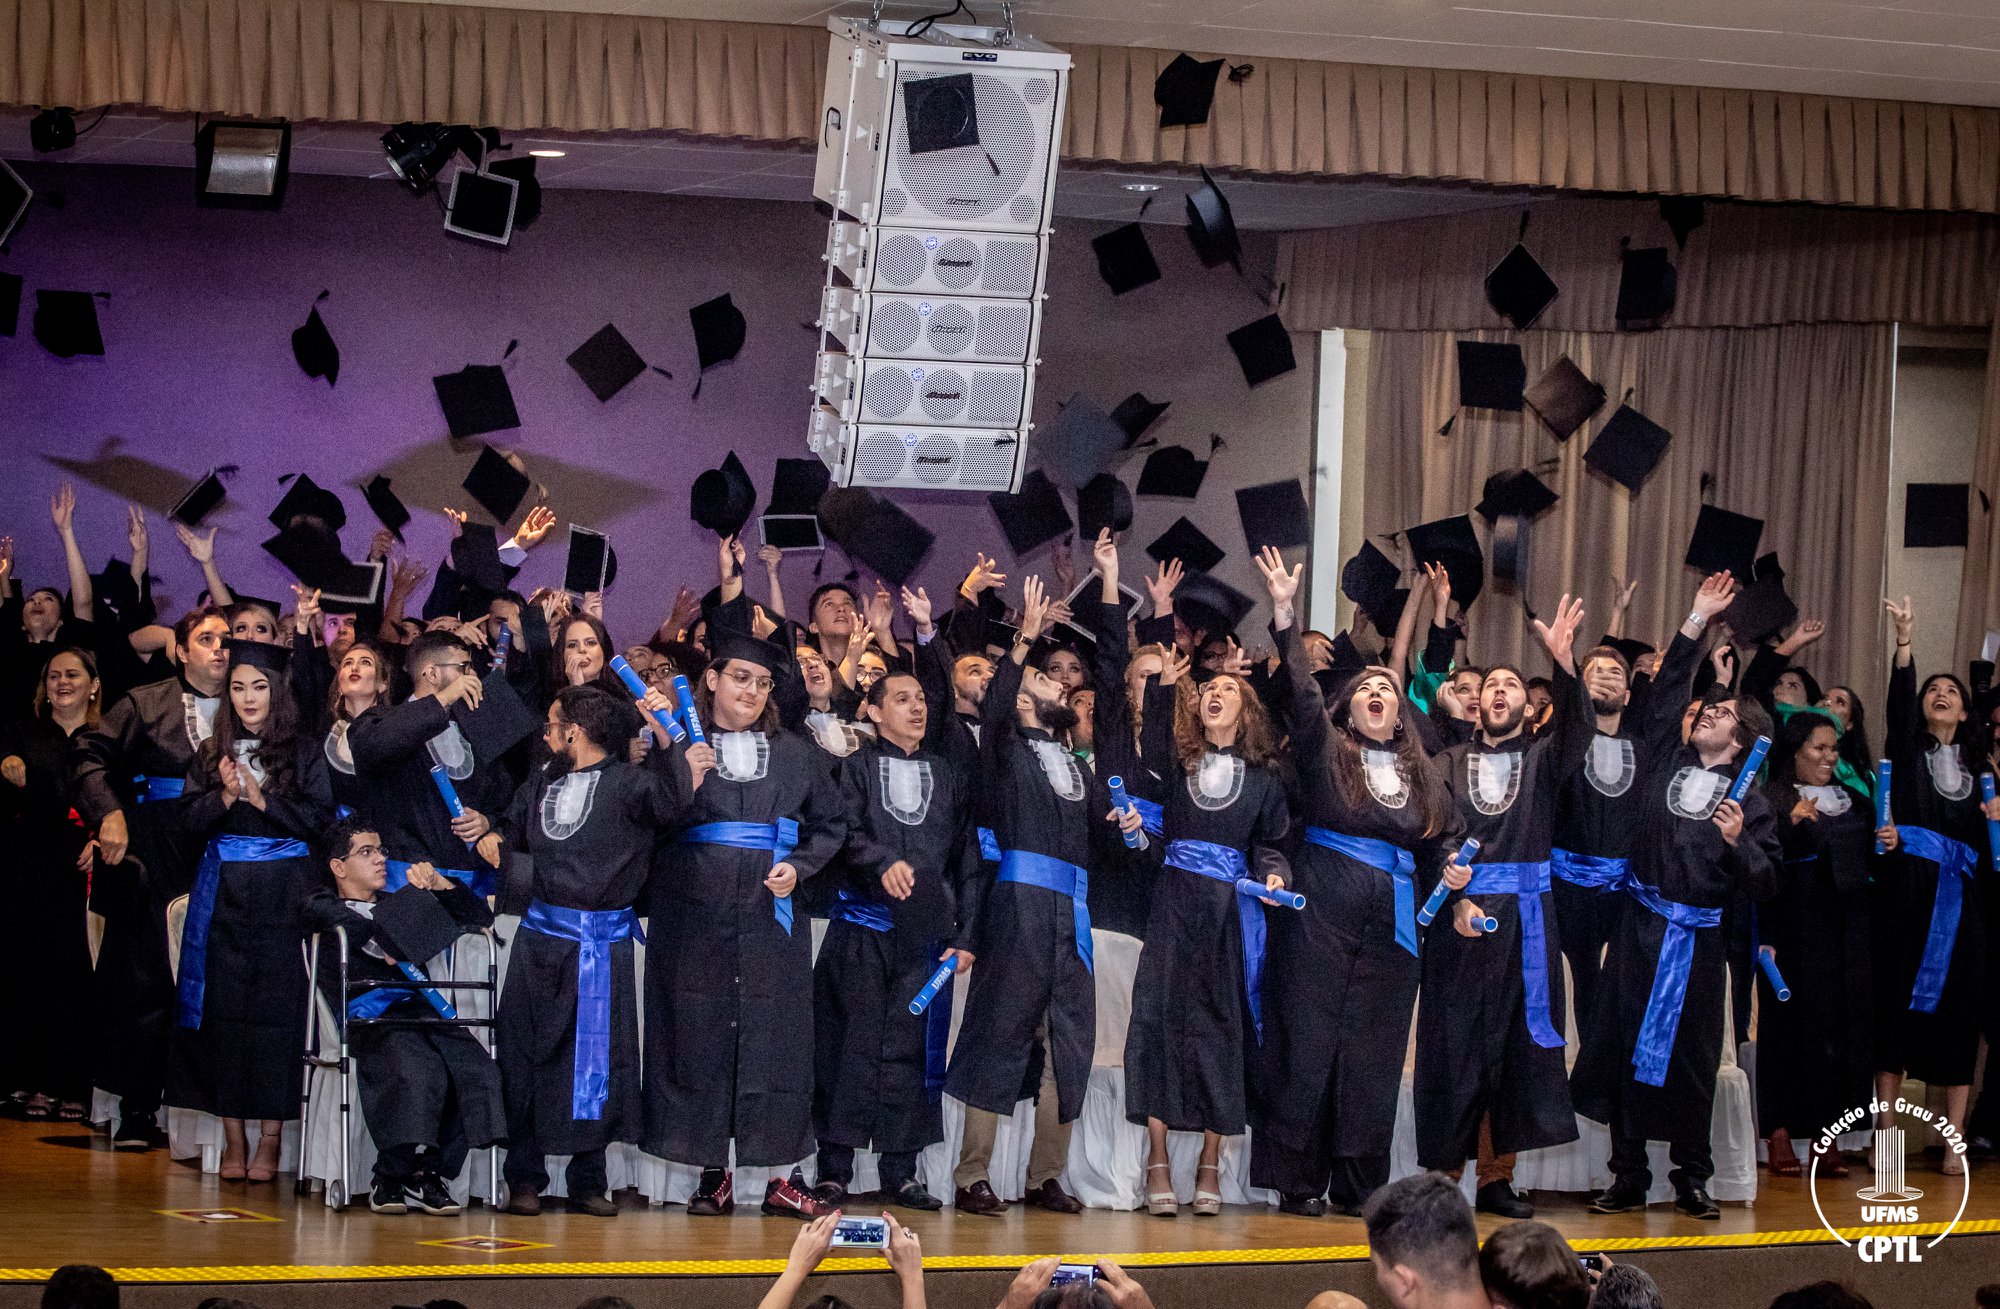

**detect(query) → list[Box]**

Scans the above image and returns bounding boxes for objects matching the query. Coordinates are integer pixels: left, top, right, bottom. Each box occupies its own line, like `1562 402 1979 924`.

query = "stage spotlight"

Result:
443 168 520 246
30 107 77 153
381 122 461 194
195 119 292 209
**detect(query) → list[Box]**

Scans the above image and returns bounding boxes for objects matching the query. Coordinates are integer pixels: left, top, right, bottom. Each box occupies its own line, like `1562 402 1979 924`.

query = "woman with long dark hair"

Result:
1755 710 1888 1178
168 639 332 1181
0 647 102 1120
551 613 624 700
1248 547 1469 1216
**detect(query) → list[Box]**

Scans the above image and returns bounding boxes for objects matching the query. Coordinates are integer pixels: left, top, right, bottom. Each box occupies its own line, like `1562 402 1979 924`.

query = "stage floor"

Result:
1 1116 1996 1285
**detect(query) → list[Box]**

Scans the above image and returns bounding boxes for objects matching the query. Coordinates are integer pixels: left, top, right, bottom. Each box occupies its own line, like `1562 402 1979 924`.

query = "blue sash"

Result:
1625 879 1723 1086
521 900 641 1120
679 819 801 935
1550 847 1629 890
1130 797 1165 839
386 857 496 900
176 835 311 1029
830 888 894 933
1464 861 1564 1050
347 961 457 1021
976 826 1001 862
1901 825 1979 1014
132 774 184 803
1303 826 1419 955
996 848 1093 973
1167 838 1267 1041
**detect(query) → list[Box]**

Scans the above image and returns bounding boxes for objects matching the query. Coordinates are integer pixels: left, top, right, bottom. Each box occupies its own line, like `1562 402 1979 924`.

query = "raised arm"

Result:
757 544 788 620
1643 571 1737 754
717 534 746 605
1256 545 1329 754
1884 595 1918 753
176 523 233 607
51 482 94 622
1532 594 1592 778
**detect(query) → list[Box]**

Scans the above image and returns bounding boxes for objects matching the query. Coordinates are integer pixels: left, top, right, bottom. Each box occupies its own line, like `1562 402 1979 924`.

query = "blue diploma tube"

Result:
1876 760 1894 854
1758 949 1791 1001
1982 774 2000 871
1473 914 1499 933
673 675 707 746
908 959 957 1015
1418 838 1480 927
428 764 473 849
1728 735 1772 803
611 655 687 745
1237 877 1306 910
1106 775 1143 850
492 621 512 673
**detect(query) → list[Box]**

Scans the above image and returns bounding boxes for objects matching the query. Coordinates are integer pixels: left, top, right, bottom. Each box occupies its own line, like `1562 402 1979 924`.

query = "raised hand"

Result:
900 585 934 632
1220 638 1253 679
127 505 148 557
175 523 216 563
750 604 779 641
367 527 396 561
444 506 468 537
0 535 12 587
514 503 557 549
719 533 744 579
1884 595 1914 646
865 580 896 634
1019 575 1051 642
1157 647 1192 687
582 590 604 619
1692 570 1736 622
1778 617 1826 655
1530 593 1586 673
1255 544 1301 605
663 586 700 642
1613 577 1638 612
51 481 76 535
962 552 1007 599
1093 526 1119 580
293 586 322 636
757 542 783 572
1145 557 1183 612
1423 559 1452 613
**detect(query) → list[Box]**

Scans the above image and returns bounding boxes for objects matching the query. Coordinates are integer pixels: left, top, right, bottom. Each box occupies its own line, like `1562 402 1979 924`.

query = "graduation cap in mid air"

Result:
1235 479 1312 556
291 294 339 386
1176 569 1254 637
903 73 980 154
1719 564 1798 646
1405 513 1486 610
1615 246 1678 330
1523 355 1606 440
1456 341 1527 412
1155 53 1225 128
1342 540 1407 631
1110 393 1171 443
1475 469 1559 523
689 293 747 396
1227 314 1296 386
1185 167 1240 270
1584 404 1674 493
433 363 520 439
171 469 229 528
262 522 378 601
987 469 1074 556
457 671 544 766
269 473 347 532
1684 504 1764 579
816 486 876 552
1077 473 1134 541
362 475 410 542
566 323 648 402
34 290 104 358
844 497 935 586
1136 446 1208 499
1035 393 1132 491
1603 635 1655 669
1091 223 1160 296
1485 243 1558 330
462 445 533 525
450 522 509 595
1145 516 1225 574
761 457 831 553
1905 483 1971 548
690 451 756 537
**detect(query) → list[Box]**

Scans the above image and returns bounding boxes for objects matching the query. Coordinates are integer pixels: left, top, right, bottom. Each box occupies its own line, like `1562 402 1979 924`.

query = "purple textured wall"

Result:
1 162 1314 638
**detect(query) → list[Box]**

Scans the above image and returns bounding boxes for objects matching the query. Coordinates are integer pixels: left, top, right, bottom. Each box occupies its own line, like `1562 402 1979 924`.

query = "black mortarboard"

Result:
34 290 103 358
1110 392 1171 443
1523 355 1606 440
564 526 612 595
0 271 19 336
462 445 532 525
1341 541 1404 628
1036 393 1131 491
690 451 756 536
1077 473 1134 541
171 469 228 527
1235 479 1312 555
1136 446 1208 499
1475 469 1559 521
988 469 1074 556
1185 167 1240 270
1752 551 1785 585
903 73 980 154
710 626 790 674
433 364 520 438
1584 404 1673 493
261 521 366 595
1155 53 1225 128
318 559 385 613
1905 483 1970 548
567 323 647 402
1456 341 1527 411
91 558 140 617
371 885 466 967
1684 504 1764 578
225 637 291 677
451 523 508 595
1615 247 1678 329
486 154 543 228
362 475 410 541
1145 516 1224 573
1484 244 1558 330
770 458 832 516
1720 573 1797 646
1176 570 1254 636
846 497 935 585
1661 196 1706 249
1603 635 1654 668
1091 223 1160 296
1227 313 1295 386
458 668 540 760
690 293 747 372
269 473 347 532
817 485 876 548
292 303 339 386
1405 514 1485 609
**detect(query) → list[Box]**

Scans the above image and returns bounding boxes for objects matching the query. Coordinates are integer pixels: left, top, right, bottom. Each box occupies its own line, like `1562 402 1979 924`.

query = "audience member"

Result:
1767 1284 1873 1309
1588 1262 1665 1309
1361 1172 1487 1309
40 1266 116 1309
1478 1221 1589 1309
755 1212 925 1309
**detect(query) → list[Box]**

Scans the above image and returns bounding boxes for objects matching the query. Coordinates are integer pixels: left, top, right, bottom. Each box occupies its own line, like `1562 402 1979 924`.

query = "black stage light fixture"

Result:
30 107 77 153
382 122 462 194
195 118 292 209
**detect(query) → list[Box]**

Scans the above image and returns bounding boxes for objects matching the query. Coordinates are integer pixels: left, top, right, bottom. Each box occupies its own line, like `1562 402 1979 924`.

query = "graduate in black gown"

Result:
1572 571 1781 1221
642 629 848 1218
0 647 101 1120
946 576 1127 1218
1419 595 1589 1219
303 816 505 1215
316 641 392 820
813 645 980 1212
71 607 230 1149
169 638 333 1181
1754 711 1887 1179
1248 549 1469 1217
476 685 681 1216
1872 596 1988 1175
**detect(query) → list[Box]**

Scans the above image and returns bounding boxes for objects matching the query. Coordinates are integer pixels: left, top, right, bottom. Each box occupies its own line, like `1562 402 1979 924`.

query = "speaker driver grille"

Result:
861 367 915 419
934 238 979 290
881 188 909 218
981 240 1036 296
892 71 1039 224
1007 194 1038 224
870 301 922 354
973 304 1031 359
877 232 927 287
1022 77 1053 106
912 433 961 485
962 435 1021 488
920 369 970 421
925 303 976 355
967 371 1025 426
854 430 912 484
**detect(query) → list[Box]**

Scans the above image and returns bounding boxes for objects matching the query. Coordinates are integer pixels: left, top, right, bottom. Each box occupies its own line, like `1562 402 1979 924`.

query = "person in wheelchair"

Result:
305 815 505 1215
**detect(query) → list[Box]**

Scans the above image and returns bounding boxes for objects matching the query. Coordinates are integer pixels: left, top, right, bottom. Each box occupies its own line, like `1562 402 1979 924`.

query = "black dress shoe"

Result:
1673 1183 1720 1220
1476 1180 1535 1218
1278 1193 1325 1217
111 1119 160 1151
499 1182 543 1216
954 1179 1007 1215
1588 1180 1648 1214
889 1179 943 1212
811 1179 849 1209
1024 1178 1083 1214
567 1193 619 1217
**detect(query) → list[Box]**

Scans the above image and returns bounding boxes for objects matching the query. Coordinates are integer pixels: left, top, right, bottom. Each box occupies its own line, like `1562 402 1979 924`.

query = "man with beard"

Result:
1417 597 1589 1218
1571 571 1781 1221
71 607 230 1148
946 577 1139 1216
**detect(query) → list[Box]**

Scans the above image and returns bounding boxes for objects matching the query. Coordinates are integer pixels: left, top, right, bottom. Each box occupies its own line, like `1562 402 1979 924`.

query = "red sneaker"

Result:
688 1170 734 1216
762 1169 836 1219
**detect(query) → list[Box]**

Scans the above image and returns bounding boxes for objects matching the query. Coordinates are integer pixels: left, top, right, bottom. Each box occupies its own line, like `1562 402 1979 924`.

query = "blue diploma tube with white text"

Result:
1418 838 1480 927
1982 774 2000 870
1106 775 1142 850
1728 735 1771 803
428 764 473 849
611 654 687 745
908 959 957 1015
673 674 707 745
1876 760 1894 854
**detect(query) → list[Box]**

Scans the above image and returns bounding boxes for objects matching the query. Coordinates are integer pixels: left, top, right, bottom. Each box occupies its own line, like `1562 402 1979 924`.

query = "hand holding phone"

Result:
830 1216 889 1249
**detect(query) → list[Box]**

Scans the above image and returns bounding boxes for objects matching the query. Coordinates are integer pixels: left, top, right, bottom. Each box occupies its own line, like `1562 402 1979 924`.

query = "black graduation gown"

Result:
1552 723 1644 1036
944 655 1104 1122
643 728 847 1167
1122 734 1290 1136
70 675 219 1103
1083 594 1165 941
1570 632 1780 1145
1756 783 1875 1138
496 757 679 1156
320 720 371 819
302 883 506 1157
815 735 979 1155
166 744 333 1120
348 697 511 882
1250 622 1464 1196
0 715 93 1100
1872 659 1987 1085
1418 665 1590 1166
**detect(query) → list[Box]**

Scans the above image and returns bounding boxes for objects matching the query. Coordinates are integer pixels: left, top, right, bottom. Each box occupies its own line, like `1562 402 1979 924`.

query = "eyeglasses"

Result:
635 665 672 684
440 661 473 674
723 667 775 693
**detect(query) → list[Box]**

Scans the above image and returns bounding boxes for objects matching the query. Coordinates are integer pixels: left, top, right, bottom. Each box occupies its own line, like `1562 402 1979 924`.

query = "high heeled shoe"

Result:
1192 1162 1222 1217
1145 1163 1178 1217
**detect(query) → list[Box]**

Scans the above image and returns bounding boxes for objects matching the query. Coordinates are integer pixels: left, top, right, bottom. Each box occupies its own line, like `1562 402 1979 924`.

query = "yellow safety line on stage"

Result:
1 1218 1994 1283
